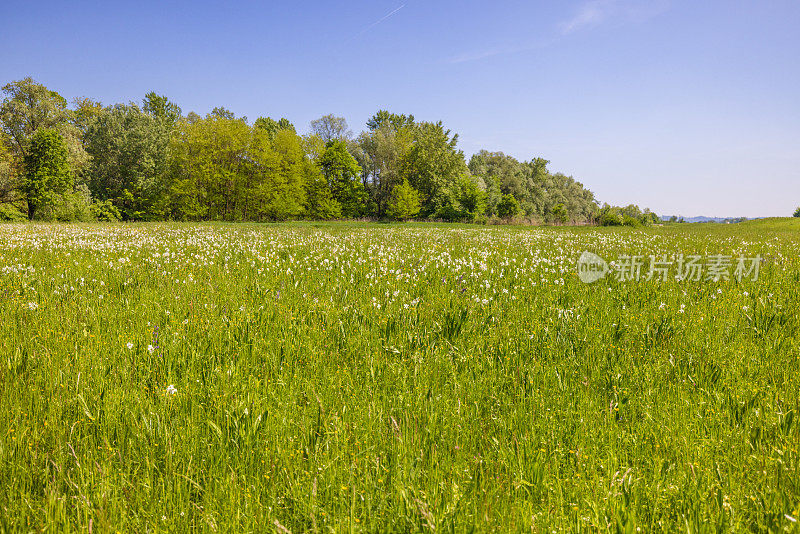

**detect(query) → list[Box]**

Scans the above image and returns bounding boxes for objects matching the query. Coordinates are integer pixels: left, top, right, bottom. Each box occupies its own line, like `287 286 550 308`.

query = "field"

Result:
1 220 799 532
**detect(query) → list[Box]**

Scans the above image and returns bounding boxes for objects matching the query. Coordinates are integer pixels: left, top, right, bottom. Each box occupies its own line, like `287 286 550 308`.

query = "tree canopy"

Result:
0 77 622 224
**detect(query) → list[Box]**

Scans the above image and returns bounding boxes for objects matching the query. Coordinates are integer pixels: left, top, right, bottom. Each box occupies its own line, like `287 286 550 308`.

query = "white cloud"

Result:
447 0 669 65
559 0 670 35
560 0 613 34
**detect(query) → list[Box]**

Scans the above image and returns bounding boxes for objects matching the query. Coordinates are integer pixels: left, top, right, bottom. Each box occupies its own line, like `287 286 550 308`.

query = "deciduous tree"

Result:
318 140 366 218
310 114 351 142
387 178 421 220
496 193 520 220
85 104 170 219
23 129 72 219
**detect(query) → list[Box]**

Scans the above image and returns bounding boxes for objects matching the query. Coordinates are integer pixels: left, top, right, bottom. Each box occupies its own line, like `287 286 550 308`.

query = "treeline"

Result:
1 78 646 224
597 204 661 227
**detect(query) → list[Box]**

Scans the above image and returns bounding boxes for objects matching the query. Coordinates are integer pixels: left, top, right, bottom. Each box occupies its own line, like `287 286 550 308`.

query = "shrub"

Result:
387 178 421 221
599 210 624 226
90 199 122 221
550 204 568 225
0 204 27 221
622 215 642 227
496 194 520 220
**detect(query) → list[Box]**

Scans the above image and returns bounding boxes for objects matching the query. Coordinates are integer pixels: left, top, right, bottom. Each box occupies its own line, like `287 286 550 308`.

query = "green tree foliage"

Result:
366 110 415 132
355 121 414 216
143 92 182 126
794 207 800 218
210 107 237 121
438 175 486 222
550 203 568 225
317 140 367 218
468 151 526 211
596 204 658 227
168 114 307 221
303 161 341 219
254 116 296 141
1 78 71 158
71 97 105 137
168 113 251 220
540 173 596 222
23 129 73 219
89 199 121 221
599 209 624 226
387 178 421 220
469 151 597 222
1 78 88 180
85 104 171 220
496 193 520 220
400 121 468 216
310 114 351 142
247 128 306 220
0 135 22 209
0 79 647 224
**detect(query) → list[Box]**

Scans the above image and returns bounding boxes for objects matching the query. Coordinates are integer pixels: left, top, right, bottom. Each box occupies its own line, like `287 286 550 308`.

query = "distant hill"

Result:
660 215 751 224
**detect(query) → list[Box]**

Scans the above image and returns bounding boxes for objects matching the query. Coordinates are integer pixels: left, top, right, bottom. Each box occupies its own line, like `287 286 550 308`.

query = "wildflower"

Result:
147 344 155 354
27 301 39 310
126 342 134 350
166 384 177 395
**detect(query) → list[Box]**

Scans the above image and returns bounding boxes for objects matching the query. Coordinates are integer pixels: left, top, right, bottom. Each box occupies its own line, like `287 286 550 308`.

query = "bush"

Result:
496 194 520 220
386 178 421 221
436 176 486 222
0 204 27 221
599 210 624 226
794 207 800 218
90 199 122 221
54 184 93 222
550 204 568 225
622 215 642 227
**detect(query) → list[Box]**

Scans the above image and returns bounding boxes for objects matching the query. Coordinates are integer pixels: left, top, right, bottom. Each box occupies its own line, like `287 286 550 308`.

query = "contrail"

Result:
346 4 406 43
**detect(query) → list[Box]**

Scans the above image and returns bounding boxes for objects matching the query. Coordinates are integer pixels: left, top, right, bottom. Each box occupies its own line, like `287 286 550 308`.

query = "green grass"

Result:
1 220 799 532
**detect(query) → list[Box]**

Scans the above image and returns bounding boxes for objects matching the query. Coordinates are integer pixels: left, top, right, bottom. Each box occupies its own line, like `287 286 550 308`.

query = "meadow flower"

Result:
147 344 155 354
27 301 39 310
166 384 177 395
127 342 134 350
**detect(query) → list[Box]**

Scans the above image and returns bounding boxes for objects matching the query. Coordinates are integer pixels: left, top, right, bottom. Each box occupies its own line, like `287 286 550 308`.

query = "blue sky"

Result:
2 0 798 217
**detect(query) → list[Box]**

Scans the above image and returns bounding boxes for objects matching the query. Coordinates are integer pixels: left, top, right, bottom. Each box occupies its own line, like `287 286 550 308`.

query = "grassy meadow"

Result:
1 219 799 532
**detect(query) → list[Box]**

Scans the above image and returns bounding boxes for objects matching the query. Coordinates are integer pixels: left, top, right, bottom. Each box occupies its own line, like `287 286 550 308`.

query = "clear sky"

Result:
2 0 798 218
